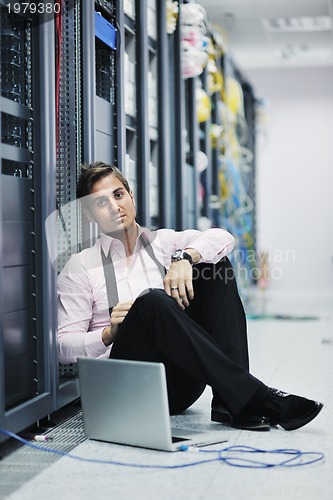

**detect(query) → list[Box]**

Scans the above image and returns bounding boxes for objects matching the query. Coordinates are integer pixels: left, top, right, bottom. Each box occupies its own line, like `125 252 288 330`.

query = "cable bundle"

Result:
180 3 209 78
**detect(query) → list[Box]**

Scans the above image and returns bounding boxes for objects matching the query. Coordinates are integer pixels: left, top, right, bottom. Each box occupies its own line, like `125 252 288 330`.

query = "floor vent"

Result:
0 411 86 498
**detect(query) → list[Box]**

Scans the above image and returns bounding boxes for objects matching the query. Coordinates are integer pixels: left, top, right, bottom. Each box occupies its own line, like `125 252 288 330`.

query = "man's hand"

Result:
164 260 194 310
102 301 133 346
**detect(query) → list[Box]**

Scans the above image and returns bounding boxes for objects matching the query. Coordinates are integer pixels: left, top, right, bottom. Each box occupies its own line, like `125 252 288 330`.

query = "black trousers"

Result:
110 257 266 416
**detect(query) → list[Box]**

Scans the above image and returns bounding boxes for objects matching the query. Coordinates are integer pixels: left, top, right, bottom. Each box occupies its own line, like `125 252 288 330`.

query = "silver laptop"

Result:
78 357 227 452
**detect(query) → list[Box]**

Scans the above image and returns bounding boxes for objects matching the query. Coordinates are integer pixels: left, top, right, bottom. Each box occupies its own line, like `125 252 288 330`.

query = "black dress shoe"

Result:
262 388 323 431
211 404 270 431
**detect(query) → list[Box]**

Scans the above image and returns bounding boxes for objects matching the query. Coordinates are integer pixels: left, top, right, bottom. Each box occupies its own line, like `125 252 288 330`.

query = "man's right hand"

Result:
102 301 133 346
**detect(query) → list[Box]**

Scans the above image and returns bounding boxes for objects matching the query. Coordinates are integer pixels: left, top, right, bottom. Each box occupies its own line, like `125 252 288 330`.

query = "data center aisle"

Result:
5 299 333 500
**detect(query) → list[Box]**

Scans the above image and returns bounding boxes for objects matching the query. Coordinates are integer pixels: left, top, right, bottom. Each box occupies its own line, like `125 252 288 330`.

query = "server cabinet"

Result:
94 0 116 162
211 53 258 291
116 0 172 229
56 0 87 407
172 0 210 230
0 5 57 438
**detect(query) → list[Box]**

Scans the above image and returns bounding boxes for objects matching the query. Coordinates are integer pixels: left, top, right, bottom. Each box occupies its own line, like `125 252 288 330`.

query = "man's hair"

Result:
76 161 130 200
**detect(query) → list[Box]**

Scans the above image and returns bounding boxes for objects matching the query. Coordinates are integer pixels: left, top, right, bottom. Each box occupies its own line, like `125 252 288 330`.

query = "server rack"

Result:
215 54 258 290
175 0 213 231
117 0 172 230
55 0 84 408
0 5 57 439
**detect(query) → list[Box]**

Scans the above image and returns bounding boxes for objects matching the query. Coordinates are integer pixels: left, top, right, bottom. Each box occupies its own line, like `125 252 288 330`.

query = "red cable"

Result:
55 0 62 151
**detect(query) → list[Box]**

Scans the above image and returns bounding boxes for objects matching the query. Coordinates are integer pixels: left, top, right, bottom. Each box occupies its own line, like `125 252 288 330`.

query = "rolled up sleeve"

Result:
157 227 235 265
185 228 235 263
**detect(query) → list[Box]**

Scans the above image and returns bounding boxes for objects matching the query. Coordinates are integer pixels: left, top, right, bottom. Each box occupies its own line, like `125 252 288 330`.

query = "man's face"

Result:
84 174 136 236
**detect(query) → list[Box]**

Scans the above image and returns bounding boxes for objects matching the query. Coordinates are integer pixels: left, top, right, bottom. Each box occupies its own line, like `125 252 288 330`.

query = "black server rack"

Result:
0 5 57 438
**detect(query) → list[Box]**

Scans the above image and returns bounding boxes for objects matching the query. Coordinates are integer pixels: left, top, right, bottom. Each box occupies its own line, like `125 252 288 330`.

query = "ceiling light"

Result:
275 45 333 61
263 16 332 32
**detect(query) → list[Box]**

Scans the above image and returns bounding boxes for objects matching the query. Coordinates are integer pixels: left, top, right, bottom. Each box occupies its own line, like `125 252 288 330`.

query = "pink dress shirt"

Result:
57 225 235 364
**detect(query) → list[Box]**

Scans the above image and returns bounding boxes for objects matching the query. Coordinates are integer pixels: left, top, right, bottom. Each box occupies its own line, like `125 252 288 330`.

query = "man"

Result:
57 161 323 431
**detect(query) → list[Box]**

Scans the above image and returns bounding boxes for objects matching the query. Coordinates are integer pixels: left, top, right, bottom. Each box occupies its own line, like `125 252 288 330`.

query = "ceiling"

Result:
198 0 333 69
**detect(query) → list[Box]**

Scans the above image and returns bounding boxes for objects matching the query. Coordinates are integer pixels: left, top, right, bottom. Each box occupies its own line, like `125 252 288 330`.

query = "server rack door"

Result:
0 4 56 437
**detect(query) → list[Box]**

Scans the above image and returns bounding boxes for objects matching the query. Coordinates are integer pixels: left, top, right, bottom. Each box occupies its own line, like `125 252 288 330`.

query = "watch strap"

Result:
171 249 193 265
182 251 193 265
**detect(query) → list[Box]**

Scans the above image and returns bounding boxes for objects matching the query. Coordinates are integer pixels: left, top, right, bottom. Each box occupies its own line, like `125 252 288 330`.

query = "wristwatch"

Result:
171 249 193 265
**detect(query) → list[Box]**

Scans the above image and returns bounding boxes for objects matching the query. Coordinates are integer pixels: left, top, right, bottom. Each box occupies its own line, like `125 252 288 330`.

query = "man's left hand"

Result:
164 260 194 310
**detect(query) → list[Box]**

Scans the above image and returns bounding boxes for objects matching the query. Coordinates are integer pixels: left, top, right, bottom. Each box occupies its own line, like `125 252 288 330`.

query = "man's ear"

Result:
83 208 95 224
130 190 135 206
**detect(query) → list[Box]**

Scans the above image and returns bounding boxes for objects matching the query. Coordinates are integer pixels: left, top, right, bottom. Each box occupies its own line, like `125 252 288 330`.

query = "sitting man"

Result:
57 161 323 431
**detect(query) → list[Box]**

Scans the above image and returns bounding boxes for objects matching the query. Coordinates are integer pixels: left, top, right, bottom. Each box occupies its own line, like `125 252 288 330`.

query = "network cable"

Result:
0 428 324 470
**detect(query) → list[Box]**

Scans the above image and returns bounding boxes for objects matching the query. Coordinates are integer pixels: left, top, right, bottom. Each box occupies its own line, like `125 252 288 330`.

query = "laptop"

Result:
78 357 227 452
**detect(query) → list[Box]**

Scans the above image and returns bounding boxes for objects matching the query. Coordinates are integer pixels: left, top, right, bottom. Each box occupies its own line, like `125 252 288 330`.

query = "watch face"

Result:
172 250 182 260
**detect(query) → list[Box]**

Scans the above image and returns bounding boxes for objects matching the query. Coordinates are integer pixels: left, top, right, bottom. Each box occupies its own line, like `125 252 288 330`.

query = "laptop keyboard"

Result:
171 436 191 443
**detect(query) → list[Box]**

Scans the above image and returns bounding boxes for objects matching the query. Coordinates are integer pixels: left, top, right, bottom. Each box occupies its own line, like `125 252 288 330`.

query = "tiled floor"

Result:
5 292 333 500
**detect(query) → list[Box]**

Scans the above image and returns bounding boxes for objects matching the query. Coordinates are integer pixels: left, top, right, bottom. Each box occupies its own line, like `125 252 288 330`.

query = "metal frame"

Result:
242 80 257 253
186 76 199 228
199 67 212 222
0 8 4 431
173 1 186 230
81 0 98 247
210 52 225 227
82 0 96 163
115 0 126 172
156 0 171 228
55 0 84 409
135 0 150 226
33 9 57 417
210 90 219 226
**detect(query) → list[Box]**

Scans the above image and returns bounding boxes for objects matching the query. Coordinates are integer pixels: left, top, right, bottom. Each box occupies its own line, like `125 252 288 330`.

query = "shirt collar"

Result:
100 223 149 257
